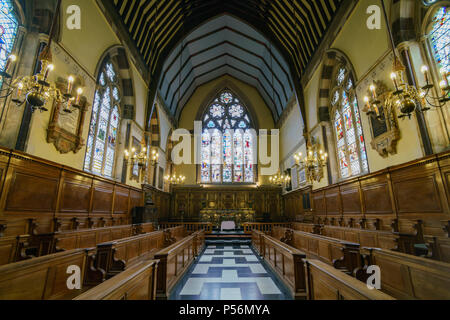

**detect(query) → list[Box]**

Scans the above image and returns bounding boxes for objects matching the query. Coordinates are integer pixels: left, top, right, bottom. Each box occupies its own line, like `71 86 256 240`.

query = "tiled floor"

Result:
170 244 293 300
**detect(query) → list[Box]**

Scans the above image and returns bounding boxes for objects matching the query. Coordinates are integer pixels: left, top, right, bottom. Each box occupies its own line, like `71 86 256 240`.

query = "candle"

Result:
75 87 83 104
441 68 449 87
17 82 23 97
44 64 54 81
67 76 74 94
421 66 429 84
440 80 448 95
4 54 17 73
369 84 377 100
391 73 399 91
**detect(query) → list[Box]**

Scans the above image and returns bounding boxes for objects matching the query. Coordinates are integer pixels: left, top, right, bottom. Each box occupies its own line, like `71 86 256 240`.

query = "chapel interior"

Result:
0 0 449 301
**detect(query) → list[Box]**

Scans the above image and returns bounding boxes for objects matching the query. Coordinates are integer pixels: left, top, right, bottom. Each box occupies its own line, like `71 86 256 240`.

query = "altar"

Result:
200 209 255 229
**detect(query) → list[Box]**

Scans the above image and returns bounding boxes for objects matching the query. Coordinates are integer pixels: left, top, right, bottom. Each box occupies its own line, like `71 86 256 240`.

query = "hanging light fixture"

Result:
269 172 291 186
363 0 448 123
124 138 152 180
293 137 328 184
164 173 186 185
0 0 82 113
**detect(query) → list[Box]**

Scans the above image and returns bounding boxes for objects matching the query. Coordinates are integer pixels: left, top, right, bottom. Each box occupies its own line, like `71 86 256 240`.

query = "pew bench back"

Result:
304 259 395 300
74 260 159 300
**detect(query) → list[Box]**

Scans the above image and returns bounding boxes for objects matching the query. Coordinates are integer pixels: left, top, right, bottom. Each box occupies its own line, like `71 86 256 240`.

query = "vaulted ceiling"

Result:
103 0 344 124
158 15 293 121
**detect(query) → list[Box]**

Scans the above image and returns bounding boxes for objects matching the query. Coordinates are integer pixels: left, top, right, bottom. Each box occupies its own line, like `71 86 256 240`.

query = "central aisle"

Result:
170 244 292 300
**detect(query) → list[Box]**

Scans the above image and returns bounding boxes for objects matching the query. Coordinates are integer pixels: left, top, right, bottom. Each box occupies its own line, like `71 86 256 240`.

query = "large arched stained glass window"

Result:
0 1 18 83
201 90 255 183
331 66 368 179
429 6 449 73
84 59 121 178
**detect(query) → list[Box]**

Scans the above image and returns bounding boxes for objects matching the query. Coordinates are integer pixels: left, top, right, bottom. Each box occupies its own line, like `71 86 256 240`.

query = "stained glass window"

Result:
332 65 368 179
430 7 450 73
84 58 121 178
0 0 18 86
201 90 255 183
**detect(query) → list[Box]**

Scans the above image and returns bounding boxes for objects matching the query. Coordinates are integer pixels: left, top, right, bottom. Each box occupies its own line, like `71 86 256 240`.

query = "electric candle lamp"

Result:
421 66 430 84
4 54 17 73
391 72 399 91
370 84 377 100
67 76 74 94
44 64 54 81
17 82 23 97
75 88 83 105
441 69 449 88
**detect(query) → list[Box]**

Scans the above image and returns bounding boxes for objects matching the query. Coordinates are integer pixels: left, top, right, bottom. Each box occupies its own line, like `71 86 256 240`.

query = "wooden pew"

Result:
256 231 307 300
292 222 321 234
424 235 450 263
0 248 100 300
74 260 159 300
304 259 395 300
53 224 134 252
0 235 30 266
242 222 292 235
321 225 399 251
272 227 360 274
356 248 450 299
159 222 213 235
93 230 166 279
154 230 205 299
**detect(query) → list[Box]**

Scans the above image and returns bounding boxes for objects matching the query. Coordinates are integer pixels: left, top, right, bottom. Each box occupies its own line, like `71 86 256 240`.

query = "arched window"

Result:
201 90 255 184
84 58 121 178
331 66 368 179
429 6 449 73
0 0 18 82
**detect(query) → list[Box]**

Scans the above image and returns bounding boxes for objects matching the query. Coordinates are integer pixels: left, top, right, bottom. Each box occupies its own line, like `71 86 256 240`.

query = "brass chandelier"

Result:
293 141 328 184
164 173 186 185
363 0 449 123
268 172 290 186
0 0 83 114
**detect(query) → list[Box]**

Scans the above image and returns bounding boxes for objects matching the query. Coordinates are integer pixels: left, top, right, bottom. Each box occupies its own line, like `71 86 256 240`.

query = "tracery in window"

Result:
201 90 255 183
429 6 450 73
331 66 368 179
84 58 121 178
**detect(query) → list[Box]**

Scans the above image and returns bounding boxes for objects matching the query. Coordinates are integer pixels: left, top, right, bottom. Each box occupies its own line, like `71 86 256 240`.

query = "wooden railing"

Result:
256 231 307 300
159 222 213 234
92 230 165 280
155 230 205 299
272 226 360 274
304 259 395 300
243 222 292 234
74 260 159 300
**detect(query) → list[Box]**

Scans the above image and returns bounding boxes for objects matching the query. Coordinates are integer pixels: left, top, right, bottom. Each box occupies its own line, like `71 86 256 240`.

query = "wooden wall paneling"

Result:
1 153 62 235
114 186 130 215
360 171 396 231
58 170 93 230
390 156 448 235
339 180 362 228
91 179 114 217
324 187 341 225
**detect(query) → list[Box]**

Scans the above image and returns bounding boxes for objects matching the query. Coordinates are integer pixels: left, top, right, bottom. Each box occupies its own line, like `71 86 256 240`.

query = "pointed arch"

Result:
84 46 135 178
318 49 369 180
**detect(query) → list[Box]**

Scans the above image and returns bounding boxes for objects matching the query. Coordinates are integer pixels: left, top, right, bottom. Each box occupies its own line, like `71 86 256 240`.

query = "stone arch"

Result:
94 45 135 121
317 49 358 123
194 78 262 131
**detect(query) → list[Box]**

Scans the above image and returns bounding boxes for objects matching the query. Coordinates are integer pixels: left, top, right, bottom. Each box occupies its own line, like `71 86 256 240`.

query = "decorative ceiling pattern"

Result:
107 0 343 121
